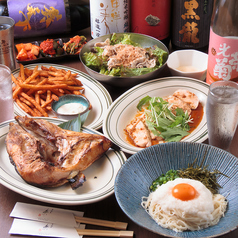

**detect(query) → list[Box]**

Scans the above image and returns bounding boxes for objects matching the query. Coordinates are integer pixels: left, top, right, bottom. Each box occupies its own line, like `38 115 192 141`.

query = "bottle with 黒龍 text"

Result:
171 0 214 51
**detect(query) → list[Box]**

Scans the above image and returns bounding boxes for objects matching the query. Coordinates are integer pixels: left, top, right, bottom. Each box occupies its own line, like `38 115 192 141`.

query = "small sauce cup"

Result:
51 94 90 120
167 50 208 81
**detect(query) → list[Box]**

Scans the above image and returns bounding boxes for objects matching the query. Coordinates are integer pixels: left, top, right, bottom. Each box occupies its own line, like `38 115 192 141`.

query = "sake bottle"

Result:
171 0 214 51
206 0 238 84
130 0 171 47
0 0 90 38
90 0 130 38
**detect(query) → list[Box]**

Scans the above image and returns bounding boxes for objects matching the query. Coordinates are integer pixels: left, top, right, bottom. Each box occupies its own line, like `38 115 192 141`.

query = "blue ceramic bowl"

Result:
51 94 90 120
114 142 238 238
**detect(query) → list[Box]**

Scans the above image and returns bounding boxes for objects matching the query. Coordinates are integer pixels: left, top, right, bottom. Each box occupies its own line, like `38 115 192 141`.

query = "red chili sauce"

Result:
40 39 56 55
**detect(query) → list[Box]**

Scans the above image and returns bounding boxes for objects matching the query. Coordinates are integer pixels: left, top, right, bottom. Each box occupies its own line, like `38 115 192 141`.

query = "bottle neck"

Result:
0 1 8 16
211 0 238 36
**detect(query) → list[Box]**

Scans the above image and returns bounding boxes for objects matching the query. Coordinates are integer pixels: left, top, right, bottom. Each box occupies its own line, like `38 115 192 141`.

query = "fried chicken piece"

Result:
173 89 199 109
164 95 192 115
126 117 152 148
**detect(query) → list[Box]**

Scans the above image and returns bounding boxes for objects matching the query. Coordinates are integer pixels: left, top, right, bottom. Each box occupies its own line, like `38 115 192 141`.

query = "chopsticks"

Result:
75 216 128 230
75 216 133 237
76 229 133 237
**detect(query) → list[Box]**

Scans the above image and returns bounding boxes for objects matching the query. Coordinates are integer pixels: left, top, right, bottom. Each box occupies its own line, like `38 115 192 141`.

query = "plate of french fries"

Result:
11 63 113 130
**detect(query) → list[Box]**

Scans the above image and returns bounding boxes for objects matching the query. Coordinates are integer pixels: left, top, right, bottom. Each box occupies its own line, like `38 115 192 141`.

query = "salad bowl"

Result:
79 33 169 87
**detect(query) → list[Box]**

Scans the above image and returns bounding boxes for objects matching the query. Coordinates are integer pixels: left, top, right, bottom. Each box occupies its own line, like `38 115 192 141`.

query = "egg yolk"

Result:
172 183 197 201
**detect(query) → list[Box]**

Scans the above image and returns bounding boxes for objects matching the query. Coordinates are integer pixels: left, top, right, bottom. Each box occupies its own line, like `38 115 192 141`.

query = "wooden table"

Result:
0 27 238 238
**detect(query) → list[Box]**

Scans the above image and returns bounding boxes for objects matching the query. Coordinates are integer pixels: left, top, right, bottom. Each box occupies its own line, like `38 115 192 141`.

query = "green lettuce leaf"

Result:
137 96 191 142
152 45 168 66
124 65 160 77
137 96 152 110
119 34 141 47
83 33 168 77
83 52 103 71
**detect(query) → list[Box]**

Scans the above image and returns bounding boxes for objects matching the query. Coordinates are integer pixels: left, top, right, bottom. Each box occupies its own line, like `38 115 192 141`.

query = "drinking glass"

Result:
0 64 14 123
0 16 15 70
206 81 238 151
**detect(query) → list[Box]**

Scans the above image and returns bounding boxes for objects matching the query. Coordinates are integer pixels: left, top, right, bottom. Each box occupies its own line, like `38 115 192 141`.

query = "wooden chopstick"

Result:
75 216 128 230
76 229 134 237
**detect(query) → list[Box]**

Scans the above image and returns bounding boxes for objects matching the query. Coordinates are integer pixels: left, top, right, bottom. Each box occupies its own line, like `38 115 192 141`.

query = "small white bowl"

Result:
51 94 90 121
167 50 208 81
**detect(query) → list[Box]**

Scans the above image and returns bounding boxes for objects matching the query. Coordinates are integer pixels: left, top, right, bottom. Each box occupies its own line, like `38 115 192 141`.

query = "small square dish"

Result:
15 41 41 63
15 35 87 65
38 38 65 58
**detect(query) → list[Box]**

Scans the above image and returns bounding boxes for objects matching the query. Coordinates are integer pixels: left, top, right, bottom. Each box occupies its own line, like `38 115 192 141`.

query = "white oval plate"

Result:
103 77 209 154
0 118 126 205
12 63 112 130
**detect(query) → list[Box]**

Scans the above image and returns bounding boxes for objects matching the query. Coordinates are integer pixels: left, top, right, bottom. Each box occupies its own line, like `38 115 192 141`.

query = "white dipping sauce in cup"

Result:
57 102 87 115
176 65 199 72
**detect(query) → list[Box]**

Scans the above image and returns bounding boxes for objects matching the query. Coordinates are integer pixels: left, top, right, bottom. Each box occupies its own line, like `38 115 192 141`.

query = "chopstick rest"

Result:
75 216 128 230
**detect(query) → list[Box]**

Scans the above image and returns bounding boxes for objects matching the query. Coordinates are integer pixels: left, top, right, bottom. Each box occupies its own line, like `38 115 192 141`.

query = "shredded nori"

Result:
177 157 228 194
150 157 228 194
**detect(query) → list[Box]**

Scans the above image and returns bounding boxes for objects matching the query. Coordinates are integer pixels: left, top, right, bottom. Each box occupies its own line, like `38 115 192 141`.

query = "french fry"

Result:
71 77 83 86
41 98 53 108
35 93 40 105
48 76 65 81
64 70 71 80
26 77 48 96
11 64 89 117
32 108 43 117
19 96 33 107
41 66 50 71
49 66 58 72
13 70 40 99
12 74 23 99
21 92 48 117
20 64 26 81
46 106 52 111
51 94 59 101
50 89 64 97
65 85 84 91
39 71 49 77
33 65 38 73
18 83 68 90
16 98 38 116
48 71 64 77
11 74 20 86
72 91 83 95
46 90 51 101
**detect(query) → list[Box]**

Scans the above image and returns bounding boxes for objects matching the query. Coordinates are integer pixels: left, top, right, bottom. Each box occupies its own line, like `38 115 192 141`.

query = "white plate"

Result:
103 77 209 154
0 118 127 205
12 63 112 130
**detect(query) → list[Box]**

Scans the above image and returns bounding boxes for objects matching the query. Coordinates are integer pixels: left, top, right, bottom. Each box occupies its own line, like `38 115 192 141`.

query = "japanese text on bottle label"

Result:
90 0 129 38
7 0 67 38
206 28 238 84
172 0 213 49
